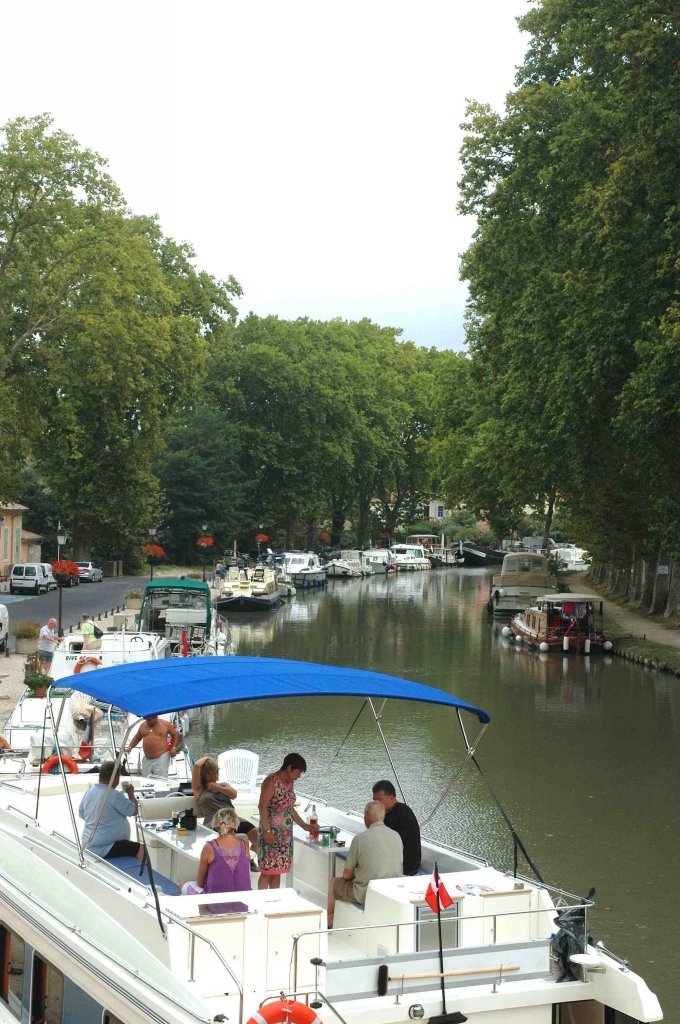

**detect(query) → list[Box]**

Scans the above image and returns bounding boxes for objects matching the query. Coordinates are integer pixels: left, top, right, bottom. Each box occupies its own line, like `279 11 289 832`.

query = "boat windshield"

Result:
140 586 209 635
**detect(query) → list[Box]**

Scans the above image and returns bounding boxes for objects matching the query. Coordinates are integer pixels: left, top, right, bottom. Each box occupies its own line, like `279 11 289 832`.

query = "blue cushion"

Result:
107 855 181 895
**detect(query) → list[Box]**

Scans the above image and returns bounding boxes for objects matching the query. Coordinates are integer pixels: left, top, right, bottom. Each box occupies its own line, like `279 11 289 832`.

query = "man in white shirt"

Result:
37 618 60 674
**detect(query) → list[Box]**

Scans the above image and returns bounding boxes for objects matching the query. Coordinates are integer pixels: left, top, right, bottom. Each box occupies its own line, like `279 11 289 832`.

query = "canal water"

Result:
189 569 678 1018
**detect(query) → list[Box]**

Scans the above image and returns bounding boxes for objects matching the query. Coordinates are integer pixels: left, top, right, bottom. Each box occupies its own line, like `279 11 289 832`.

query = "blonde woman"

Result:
180 807 252 895
191 755 258 855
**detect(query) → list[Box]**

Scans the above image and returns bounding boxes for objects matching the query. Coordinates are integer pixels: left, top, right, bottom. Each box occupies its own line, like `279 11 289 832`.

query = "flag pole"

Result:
435 860 447 1014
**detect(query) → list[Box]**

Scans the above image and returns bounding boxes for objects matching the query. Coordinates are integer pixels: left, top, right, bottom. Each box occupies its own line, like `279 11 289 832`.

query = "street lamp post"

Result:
56 525 67 638
148 525 157 580
201 522 208 582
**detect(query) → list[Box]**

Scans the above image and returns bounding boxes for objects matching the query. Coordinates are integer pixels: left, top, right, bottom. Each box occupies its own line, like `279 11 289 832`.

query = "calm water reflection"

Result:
188 569 678 1017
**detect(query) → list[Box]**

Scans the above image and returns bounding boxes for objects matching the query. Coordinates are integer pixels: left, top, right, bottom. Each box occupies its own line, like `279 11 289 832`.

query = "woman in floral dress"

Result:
258 752 311 889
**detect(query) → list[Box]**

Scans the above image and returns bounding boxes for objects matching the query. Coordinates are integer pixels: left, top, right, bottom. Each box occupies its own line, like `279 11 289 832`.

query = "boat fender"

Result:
41 754 79 775
539 642 549 652
246 999 321 1024
501 626 511 637
74 656 103 674
603 641 612 652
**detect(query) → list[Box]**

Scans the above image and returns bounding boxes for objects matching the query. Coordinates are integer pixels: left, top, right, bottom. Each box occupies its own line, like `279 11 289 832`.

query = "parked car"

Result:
39 563 58 591
0 603 8 652
9 563 52 594
75 561 104 583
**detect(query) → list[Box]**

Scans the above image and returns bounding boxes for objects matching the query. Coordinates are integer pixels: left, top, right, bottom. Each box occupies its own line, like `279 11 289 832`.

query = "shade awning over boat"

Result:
539 593 600 602
73 656 490 723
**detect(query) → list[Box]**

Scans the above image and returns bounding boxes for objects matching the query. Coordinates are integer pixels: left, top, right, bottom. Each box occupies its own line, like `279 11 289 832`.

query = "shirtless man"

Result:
125 715 179 779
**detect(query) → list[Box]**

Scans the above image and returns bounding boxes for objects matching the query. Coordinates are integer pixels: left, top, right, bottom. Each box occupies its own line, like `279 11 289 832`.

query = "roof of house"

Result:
0 504 29 512
21 531 43 541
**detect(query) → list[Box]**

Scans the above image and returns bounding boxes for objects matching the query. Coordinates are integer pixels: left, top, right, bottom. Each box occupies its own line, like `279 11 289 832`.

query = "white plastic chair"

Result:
217 748 259 795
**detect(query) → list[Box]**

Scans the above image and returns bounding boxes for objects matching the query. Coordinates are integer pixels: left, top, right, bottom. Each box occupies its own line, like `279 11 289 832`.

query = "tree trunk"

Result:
330 501 347 548
649 548 670 614
664 560 680 618
356 483 371 548
305 521 316 550
72 520 95 561
629 554 643 603
541 486 556 551
638 554 657 610
284 514 297 550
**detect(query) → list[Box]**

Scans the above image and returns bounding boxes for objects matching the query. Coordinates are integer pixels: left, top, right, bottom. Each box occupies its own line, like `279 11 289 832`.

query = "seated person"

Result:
327 800 403 927
372 779 422 875
0 732 10 751
181 807 252 895
192 755 258 856
79 760 142 860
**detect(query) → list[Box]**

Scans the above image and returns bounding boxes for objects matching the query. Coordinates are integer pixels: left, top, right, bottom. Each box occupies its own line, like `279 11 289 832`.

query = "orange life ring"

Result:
246 1000 321 1024
41 754 79 775
74 656 103 674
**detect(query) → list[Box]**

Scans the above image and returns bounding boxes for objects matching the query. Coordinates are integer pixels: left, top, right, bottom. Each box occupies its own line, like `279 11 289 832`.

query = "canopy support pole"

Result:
368 698 408 805
45 684 84 867
421 714 489 827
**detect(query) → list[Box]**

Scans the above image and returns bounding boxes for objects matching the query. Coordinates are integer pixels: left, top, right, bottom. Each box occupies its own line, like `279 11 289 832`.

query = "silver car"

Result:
75 561 104 583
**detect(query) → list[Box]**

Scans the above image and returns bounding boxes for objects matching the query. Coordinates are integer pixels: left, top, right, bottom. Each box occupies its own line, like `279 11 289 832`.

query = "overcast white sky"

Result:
1 2 531 349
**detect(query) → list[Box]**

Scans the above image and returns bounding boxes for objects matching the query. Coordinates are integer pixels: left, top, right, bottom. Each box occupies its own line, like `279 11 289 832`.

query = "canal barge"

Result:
505 593 613 653
488 552 558 617
0 658 661 1024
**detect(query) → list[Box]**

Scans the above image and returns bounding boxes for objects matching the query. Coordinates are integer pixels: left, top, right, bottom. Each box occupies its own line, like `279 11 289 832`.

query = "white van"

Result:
39 563 58 590
9 563 52 594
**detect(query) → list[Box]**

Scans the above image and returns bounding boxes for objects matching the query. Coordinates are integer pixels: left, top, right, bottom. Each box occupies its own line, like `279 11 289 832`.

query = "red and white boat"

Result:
505 592 613 654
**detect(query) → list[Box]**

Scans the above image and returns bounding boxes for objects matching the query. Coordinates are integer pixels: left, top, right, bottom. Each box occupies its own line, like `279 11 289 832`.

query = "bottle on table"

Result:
309 805 319 840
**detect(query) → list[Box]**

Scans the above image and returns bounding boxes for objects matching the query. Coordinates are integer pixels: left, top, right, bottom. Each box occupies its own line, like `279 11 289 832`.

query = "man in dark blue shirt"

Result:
372 779 422 876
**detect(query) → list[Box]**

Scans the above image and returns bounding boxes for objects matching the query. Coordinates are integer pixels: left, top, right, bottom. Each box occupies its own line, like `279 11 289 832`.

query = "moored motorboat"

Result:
216 566 282 611
138 577 229 654
283 551 328 587
489 552 559 617
506 593 613 653
360 548 396 574
0 657 661 1024
390 543 432 571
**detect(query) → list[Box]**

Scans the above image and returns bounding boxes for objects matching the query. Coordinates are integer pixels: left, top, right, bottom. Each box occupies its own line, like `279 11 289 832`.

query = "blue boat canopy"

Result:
76 656 490 723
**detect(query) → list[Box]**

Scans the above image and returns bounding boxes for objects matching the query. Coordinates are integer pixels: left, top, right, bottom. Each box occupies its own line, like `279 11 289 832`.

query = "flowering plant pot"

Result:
16 637 39 655
51 559 79 578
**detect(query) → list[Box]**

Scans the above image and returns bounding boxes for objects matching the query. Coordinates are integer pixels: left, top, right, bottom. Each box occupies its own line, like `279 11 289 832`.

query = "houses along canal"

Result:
189 568 678 1019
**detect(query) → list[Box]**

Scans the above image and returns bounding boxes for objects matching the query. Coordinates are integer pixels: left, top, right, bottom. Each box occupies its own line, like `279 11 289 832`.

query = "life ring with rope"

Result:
41 754 79 775
245 999 321 1024
74 656 103 674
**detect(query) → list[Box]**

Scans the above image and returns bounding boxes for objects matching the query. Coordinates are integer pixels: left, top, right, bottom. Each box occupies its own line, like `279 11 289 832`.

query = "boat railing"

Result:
290 891 595 991
161 905 244 1020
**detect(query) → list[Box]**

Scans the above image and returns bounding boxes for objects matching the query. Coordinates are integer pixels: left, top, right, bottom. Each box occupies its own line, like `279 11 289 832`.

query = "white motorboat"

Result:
361 548 397 574
283 551 328 587
390 543 432 571
137 577 230 654
488 552 559 617
326 558 362 578
554 546 590 571
216 566 282 611
0 657 662 1024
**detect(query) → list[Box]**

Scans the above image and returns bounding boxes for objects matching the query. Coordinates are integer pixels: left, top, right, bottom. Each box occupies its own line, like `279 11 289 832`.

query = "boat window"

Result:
31 954 63 1024
533 559 544 571
1 924 25 1019
518 558 531 572
103 1014 125 1024
504 558 517 571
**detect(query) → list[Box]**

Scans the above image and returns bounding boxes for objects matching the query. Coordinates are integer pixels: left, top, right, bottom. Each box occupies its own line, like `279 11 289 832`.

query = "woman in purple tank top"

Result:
181 807 252 895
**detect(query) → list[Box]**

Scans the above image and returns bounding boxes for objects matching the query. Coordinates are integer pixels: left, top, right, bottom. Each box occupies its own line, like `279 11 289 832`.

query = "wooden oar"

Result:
377 963 519 994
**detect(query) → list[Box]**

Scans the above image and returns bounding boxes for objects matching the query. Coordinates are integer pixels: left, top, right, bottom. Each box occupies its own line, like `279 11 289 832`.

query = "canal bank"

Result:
196 568 677 1020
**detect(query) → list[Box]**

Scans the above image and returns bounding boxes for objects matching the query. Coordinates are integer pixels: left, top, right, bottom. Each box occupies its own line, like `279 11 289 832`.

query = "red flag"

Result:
181 629 188 657
425 869 453 914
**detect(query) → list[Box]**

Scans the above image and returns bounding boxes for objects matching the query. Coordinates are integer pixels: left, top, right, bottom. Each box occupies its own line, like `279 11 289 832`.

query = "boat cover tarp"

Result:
70 656 490 723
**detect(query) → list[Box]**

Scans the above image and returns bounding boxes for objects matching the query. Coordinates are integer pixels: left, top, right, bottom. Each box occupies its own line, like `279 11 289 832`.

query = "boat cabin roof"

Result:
143 578 210 593
539 593 596 602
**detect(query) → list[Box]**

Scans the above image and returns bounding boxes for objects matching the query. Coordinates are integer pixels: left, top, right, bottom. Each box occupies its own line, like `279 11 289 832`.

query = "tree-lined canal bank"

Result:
190 568 677 1020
